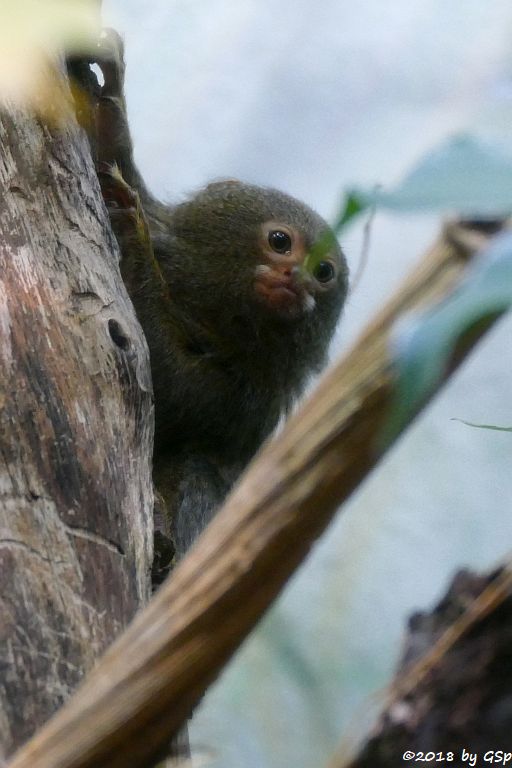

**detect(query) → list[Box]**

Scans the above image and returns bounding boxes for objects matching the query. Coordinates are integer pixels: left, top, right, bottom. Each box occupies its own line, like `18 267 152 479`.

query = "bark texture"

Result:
0 87 153 759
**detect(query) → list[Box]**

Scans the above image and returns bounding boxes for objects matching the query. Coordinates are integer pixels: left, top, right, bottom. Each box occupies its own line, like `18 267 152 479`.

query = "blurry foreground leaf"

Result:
304 191 368 275
0 0 100 115
261 611 336 743
332 191 369 234
352 134 512 217
381 231 512 446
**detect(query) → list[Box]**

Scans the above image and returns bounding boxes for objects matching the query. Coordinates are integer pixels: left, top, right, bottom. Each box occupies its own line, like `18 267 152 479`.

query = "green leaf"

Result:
380 231 512 447
304 191 368 276
333 191 369 233
352 134 512 216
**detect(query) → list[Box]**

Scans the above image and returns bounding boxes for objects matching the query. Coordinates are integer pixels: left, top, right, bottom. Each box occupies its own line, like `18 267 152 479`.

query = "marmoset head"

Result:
153 179 348 362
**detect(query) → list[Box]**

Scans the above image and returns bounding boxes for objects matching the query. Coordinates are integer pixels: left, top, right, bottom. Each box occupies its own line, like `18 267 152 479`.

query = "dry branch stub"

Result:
8 220 504 768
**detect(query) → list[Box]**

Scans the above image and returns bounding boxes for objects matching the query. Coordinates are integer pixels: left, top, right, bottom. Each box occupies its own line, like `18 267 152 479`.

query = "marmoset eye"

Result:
313 261 335 283
268 230 292 253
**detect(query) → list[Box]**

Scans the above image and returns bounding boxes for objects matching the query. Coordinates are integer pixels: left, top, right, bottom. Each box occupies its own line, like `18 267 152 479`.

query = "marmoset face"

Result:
166 179 348 333
254 218 343 318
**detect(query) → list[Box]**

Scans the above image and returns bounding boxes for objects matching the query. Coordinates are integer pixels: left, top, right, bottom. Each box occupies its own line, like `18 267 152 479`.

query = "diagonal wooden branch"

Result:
9 221 505 768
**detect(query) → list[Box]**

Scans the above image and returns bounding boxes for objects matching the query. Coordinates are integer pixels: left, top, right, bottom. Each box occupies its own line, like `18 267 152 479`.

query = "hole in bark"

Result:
108 319 130 350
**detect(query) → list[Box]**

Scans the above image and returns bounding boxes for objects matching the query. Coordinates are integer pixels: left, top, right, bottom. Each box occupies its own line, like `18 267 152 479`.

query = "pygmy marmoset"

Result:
74 33 349 573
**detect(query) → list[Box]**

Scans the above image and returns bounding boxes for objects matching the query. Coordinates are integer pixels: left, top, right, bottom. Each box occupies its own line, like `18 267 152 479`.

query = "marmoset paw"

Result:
96 28 126 98
98 163 137 210
97 163 151 259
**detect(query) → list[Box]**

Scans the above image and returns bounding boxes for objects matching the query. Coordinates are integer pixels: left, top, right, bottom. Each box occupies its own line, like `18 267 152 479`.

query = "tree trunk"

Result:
0 77 153 760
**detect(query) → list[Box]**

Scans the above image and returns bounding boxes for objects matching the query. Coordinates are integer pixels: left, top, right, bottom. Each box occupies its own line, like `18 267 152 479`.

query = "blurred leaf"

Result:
333 191 369 234
304 191 368 275
0 0 100 110
261 611 336 742
381 231 512 447
352 134 512 216
451 418 512 433
263 612 318 691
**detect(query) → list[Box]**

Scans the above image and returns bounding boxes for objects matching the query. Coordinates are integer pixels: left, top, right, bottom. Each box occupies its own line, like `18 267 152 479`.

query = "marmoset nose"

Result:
275 262 313 289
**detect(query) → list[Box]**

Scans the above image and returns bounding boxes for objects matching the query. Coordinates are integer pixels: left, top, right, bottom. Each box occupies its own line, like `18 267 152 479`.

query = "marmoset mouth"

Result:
253 265 315 315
